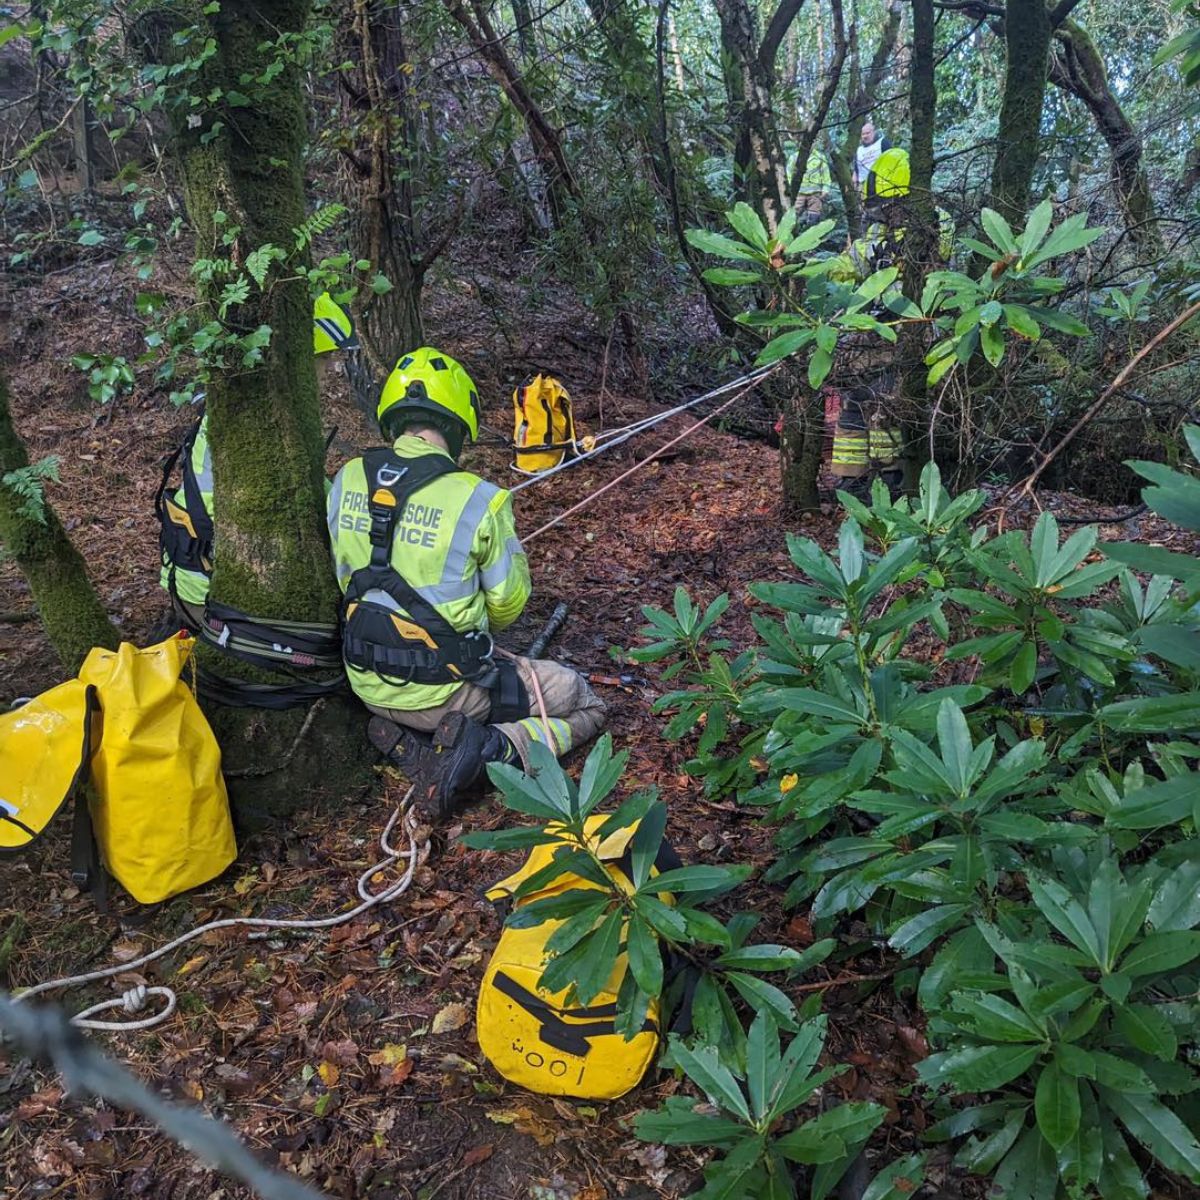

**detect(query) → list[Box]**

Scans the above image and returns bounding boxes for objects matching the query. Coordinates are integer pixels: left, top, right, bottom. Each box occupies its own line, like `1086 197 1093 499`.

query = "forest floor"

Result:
2 241 1197 1200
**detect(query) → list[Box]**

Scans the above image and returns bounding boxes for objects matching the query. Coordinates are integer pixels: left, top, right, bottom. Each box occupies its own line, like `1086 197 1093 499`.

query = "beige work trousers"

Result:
367 656 607 771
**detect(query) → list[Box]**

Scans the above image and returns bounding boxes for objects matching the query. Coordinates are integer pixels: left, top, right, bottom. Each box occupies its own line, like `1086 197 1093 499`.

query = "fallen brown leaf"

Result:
461 1143 494 1168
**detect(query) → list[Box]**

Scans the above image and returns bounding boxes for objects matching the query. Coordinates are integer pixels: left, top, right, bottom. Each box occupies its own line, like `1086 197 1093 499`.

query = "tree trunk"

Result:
336 0 426 385
778 382 823 511
786 0 846 203
1049 20 1163 257
714 0 802 233
901 0 937 475
510 0 538 63
132 0 370 820
586 0 674 198
990 0 1051 225
0 370 118 674
444 0 579 225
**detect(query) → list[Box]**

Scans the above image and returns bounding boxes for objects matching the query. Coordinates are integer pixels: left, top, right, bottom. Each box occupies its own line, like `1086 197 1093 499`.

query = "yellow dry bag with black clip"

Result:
0 635 236 906
0 679 100 888
512 374 580 475
476 814 681 1100
78 635 236 905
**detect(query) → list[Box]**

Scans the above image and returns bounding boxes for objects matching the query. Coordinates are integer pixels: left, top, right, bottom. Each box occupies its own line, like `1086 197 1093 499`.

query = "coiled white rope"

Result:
16 787 426 1033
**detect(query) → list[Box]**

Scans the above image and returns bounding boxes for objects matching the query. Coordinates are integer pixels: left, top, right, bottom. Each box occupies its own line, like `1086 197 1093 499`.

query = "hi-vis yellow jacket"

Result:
327 435 531 711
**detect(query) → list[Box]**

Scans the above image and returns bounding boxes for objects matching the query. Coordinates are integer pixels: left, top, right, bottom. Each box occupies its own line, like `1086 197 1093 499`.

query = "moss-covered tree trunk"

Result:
990 0 1051 225
336 0 426 382
0 369 118 673
900 0 936 476
1050 20 1163 257
133 0 369 820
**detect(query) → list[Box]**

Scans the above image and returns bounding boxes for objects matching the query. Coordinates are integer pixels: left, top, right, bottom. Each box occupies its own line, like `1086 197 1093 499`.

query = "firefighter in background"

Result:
830 381 904 496
156 293 359 630
788 142 832 223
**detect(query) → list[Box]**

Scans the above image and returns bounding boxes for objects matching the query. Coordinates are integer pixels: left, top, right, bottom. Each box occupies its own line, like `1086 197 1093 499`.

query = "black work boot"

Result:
367 717 434 780
417 712 518 821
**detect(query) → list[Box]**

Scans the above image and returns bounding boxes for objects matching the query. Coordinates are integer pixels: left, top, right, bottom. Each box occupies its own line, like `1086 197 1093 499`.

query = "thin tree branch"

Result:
1013 300 1200 499
759 0 806 75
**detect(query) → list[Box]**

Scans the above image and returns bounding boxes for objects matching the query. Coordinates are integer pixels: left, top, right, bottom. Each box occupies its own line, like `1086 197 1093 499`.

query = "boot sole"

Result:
414 712 474 821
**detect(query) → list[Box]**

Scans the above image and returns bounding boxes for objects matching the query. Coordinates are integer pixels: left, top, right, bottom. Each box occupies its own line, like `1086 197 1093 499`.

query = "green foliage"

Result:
632 439 1200 1197
69 354 135 404
460 736 833 1054
634 1011 895 1200
0 456 62 524
685 200 1103 389
923 201 1102 383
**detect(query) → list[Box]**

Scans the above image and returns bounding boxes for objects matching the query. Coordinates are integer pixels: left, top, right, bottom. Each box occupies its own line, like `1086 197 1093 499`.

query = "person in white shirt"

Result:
853 121 892 189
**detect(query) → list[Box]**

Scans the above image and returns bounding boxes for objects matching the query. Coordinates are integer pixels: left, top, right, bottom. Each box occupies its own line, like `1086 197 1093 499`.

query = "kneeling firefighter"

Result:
156 292 359 629
327 347 607 819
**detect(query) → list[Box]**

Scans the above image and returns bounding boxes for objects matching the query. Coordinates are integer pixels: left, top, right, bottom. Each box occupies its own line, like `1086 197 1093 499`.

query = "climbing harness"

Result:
155 406 212 599
341 451 495 684
14 787 427 1032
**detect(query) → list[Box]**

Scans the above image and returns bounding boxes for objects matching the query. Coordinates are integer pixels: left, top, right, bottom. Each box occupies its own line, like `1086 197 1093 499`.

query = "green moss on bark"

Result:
990 0 1051 225
0 370 118 674
132 0 371 817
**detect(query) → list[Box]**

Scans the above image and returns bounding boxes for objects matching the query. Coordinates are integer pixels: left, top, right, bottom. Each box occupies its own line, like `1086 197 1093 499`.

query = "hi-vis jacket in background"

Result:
327 434 532 712
157 293 358 615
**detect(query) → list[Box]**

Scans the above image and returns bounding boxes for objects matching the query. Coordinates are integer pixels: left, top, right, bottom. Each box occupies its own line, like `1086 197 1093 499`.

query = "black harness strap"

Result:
341 450 498 687
156 408 214 594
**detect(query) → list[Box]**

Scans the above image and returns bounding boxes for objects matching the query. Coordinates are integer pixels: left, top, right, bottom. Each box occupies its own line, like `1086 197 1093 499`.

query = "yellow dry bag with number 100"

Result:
476 814 680 1100
512 374 578 475
78 635 236 904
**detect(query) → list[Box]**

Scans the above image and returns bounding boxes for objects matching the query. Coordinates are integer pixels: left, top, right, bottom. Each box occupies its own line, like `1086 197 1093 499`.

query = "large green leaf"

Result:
1027 872 1103 965
775 1102 885 1165
1104 542 1200 582
1118 930 1200 977
951 992 1044 1043
727 202 770 251
1101 1088 1200 1184
919 1043 1042 1092
991 1126 1059 1200
1148 861 1200 931
1035 1060 1080 1151
1113 1002 1177 1061
861 1152 927 1200
745 1008 777 1122
685 227 762 262
625 915 663 997
633 1096 749 1147
670 1036 752 1121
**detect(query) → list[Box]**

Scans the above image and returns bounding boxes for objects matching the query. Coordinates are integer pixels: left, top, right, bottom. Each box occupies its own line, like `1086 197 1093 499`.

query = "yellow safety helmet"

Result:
866 147 910 202
378 347 481 448
313 292 359 355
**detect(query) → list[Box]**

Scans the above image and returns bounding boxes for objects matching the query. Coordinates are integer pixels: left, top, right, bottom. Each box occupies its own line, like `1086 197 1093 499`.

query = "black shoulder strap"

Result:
179 411 213 544
347 449 463 626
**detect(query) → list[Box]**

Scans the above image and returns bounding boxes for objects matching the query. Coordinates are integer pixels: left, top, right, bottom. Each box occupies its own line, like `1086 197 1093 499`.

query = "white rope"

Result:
16 787 427 1033
507 365 776 493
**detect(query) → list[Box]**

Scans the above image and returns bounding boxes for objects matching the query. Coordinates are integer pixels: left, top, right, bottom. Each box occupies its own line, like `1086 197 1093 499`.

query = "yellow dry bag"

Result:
512 374 578 475
476 816 674 1100
78 636 236 904
0 679 98 853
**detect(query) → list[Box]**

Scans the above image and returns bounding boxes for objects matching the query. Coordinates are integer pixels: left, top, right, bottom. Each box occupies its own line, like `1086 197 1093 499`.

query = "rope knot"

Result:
122 985 149 1013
